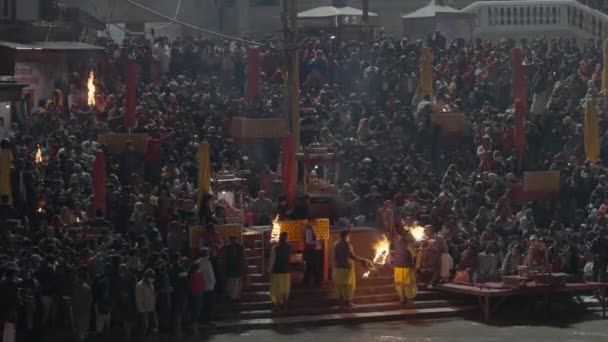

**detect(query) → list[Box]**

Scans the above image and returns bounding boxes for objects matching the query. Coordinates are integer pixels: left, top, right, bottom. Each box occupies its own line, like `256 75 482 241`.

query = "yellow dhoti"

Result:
333 267 356 302
394 267 417 301
270 273 291 305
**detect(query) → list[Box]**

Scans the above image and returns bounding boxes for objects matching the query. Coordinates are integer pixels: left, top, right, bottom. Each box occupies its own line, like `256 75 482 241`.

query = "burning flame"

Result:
37 207 43 213
409 225 426 241
87 71 96 106
362 235 391 278
35 145 43 164
270 214 281 243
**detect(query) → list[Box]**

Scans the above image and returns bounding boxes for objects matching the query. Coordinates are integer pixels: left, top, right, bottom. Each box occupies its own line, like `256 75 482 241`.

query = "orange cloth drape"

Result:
281 134 297 206
511 48 527 111
246 48 261 103
0 148 13 205
514 99 526 158
197 142 211 208
125 59 137 129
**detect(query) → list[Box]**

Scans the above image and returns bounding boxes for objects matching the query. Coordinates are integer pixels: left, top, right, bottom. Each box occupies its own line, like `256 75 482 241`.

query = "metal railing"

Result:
463 0 608 39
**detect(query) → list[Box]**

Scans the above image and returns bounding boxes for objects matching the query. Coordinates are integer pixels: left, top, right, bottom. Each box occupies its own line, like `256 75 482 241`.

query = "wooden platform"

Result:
437 282 608 323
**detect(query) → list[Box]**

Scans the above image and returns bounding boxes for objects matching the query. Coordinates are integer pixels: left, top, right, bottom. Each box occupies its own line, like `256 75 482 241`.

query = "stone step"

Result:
247 273 267 283
236 290 446 310
291 284 398 297
209 305 477 332
247 265 260 273
217 299 464 320
245 247 264 256
247 282 430 295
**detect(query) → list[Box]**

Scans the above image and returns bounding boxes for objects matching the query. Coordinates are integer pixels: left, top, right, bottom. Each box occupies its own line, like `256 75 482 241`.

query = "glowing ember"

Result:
35 145 43 164
362 235 390 278
270 214 281 243
408 225 426 241
87 71 96 106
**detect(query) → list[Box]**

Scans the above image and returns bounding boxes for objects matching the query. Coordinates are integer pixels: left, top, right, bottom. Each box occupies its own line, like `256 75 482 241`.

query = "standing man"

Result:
269 232 291 310
114 264 137 337
224 235 247 301
135 269 158 335
197 248 216 322
393 231 417 305
332 230 373 307
72 267 92 342
591 229 608 283
303 220 322 286
0 263 20 342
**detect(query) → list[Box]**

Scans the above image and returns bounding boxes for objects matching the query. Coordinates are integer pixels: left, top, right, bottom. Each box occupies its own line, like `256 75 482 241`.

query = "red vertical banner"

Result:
125 59 137 129
514 99 526 158
93 150 106 215
511 48 527 112
246 47 261 103
281 134 297 206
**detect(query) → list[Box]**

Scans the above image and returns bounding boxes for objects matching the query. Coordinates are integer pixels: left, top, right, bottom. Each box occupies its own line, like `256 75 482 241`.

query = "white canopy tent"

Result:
298 6 378 27
401 0 475 42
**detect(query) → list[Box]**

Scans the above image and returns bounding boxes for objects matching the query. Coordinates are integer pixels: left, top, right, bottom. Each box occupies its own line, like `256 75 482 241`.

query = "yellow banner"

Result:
98 134 148 154
523 171 560 192
584 99 600 164
602 39 608 95
278 218 330 241
231 117 289 139
431 113 465 133
420 48 433 99
189 224 243 250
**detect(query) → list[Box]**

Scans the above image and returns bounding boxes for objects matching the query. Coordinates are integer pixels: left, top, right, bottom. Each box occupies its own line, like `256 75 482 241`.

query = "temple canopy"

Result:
401 0 475 41
298 6 378 19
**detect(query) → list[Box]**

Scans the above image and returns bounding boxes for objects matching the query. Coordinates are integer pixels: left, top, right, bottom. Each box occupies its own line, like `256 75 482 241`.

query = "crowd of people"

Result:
0 24 608 340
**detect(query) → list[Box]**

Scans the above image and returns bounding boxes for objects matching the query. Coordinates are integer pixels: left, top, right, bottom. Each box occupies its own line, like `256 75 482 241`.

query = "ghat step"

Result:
232 291 448 310
210 305 477 332
217 299 465 319
246 276 400 291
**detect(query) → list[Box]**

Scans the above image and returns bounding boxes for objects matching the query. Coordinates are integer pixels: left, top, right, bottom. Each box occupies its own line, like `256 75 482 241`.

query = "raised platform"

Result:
210 232 476 331
438 282 608 323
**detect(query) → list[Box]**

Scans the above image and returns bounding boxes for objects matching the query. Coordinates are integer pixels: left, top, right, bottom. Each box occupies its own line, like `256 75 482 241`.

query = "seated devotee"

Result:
501 243 523 276
475 244 499 282
249 190 274 225
417 239 441 289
